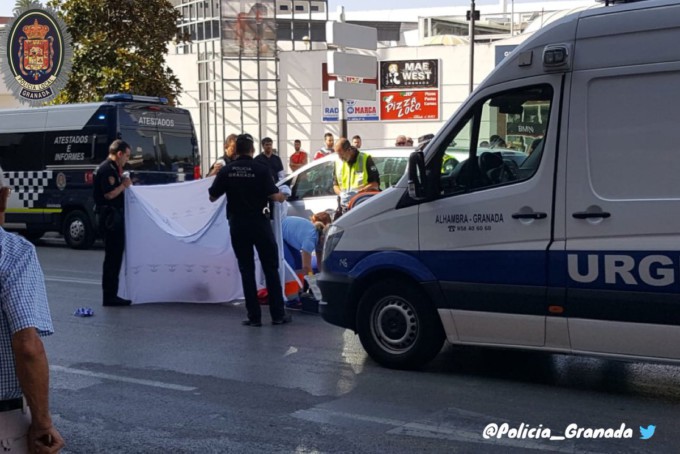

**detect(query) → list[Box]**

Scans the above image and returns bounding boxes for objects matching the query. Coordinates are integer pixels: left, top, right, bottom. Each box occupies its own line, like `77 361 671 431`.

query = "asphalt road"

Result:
29 236 680 453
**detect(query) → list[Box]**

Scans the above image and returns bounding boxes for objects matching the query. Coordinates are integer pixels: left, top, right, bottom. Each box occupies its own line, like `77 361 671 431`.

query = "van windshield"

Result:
119 104 197 178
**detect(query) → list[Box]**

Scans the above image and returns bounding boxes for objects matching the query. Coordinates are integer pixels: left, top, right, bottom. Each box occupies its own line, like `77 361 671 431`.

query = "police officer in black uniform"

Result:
208 133 291 327
93 139 132 306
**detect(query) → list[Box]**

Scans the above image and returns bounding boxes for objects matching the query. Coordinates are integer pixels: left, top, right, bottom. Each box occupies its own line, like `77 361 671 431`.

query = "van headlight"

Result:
323 225 344 262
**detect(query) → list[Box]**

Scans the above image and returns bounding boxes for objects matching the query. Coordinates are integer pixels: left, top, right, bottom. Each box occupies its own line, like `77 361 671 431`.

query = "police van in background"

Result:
318 0 680 369
0 94 200 249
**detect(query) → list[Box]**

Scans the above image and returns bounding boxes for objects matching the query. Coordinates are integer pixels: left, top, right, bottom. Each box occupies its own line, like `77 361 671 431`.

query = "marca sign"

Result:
0 5 72 105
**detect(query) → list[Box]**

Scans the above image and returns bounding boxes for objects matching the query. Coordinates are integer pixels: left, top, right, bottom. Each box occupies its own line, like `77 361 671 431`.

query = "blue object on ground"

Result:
73 307 94 317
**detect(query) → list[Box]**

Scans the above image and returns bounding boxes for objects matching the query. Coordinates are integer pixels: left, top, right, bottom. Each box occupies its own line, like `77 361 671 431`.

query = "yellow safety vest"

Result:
441 153 457 173
335 151 370 192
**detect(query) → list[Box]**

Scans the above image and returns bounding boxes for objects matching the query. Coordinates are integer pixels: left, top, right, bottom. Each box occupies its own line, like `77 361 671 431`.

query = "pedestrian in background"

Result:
0 167 65 453
255 137 285 182
209 134 292 327
93 139 133 307
208 134 238 177
351 135 362 150
314 132 335 160
289 139 308 172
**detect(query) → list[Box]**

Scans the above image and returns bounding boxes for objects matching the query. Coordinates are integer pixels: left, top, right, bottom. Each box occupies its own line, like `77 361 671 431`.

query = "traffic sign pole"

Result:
326 7 377 139
337 7 348 138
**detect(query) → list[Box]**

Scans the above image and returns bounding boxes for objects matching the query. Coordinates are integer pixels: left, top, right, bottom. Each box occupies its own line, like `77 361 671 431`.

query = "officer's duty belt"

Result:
0 397 23 412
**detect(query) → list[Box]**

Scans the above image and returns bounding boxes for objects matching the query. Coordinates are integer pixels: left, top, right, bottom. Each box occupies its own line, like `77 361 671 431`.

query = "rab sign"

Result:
380 90 439 121
0 5 72 105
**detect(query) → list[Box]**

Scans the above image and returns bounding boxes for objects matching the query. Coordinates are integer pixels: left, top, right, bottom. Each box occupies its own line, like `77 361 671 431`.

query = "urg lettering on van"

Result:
567 253 675 287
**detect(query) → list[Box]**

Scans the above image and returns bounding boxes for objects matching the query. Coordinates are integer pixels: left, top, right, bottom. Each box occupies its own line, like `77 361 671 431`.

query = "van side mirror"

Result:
407 151 427 200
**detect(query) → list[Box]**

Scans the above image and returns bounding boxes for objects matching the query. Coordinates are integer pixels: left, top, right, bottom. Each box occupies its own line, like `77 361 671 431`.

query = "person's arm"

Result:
275 156 285 181
5 242 64 453
12 329 64 453
332 163 342 195
358 156 380 193
101 169 130 201
207 162 223 177
208 169 227 202
269 192 286 203
300 251 313 276
263 168 287 203
357 181 379 193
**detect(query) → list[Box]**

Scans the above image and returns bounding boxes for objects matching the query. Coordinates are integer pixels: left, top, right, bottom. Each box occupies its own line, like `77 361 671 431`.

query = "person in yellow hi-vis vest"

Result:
332 137 380 208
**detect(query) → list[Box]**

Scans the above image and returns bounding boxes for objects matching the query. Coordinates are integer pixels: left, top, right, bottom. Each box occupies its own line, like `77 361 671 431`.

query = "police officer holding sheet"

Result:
93 139 132 307
208 134 291 327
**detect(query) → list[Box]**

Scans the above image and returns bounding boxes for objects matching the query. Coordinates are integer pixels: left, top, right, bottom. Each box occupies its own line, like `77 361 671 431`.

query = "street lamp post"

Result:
469 0 476 94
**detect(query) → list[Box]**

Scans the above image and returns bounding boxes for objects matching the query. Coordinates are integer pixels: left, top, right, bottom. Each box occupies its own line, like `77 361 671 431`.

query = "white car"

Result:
278 148 412 219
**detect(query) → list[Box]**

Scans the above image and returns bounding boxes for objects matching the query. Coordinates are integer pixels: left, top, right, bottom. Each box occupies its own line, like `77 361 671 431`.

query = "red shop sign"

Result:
380 90 439 121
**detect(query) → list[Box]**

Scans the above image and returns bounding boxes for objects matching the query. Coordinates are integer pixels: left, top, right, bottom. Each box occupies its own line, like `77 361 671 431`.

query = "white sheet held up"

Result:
120 177 248 304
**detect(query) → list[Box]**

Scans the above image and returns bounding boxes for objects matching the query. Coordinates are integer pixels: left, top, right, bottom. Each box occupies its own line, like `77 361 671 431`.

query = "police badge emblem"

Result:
0 4 72 105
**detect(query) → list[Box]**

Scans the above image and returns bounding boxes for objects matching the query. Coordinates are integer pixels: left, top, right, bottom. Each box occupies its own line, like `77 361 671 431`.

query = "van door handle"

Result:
512 212 547 220
572 211 611 219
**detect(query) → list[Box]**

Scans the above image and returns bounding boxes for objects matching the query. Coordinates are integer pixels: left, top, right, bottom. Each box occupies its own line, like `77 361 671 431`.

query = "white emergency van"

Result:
318 0 680 369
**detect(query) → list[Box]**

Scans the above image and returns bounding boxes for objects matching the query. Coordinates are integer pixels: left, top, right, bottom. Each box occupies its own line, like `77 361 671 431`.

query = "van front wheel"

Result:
63 210 95 250
357 280 445 370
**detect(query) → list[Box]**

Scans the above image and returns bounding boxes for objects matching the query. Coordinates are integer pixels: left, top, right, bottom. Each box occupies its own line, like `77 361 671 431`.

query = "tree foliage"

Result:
14 0 43 14
47 0 188 105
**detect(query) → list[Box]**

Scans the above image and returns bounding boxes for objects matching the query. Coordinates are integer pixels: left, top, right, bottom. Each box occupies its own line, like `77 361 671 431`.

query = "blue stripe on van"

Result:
324 249 680 326
327 249 680 294
325 250 548 285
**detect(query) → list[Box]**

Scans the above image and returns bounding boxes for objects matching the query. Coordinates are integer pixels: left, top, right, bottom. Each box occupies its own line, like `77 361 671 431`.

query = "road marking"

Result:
293 407 407 427
50 365 197 392
293 408 586 453
45 276 99 285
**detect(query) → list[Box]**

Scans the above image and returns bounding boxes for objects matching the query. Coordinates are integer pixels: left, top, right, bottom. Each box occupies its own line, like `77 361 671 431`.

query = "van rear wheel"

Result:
357 279 445 370
63 210 95 250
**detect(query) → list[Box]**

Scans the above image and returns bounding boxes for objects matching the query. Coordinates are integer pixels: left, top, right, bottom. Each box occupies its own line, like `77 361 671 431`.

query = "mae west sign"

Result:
378 59 440 121
0 6 72 105
380 59 439 90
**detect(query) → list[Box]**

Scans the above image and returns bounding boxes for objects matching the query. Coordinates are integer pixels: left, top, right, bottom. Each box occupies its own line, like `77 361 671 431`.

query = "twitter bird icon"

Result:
640 425 656 440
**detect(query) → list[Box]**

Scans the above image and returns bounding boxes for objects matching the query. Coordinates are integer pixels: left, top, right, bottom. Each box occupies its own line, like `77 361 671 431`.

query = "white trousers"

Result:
0 404 30 454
